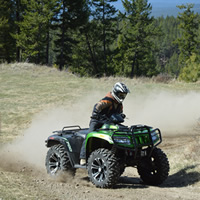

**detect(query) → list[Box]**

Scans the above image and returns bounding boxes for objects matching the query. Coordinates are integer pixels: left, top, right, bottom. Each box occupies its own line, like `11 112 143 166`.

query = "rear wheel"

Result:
45 144 75 176
88 148 120 188
137 147 169 185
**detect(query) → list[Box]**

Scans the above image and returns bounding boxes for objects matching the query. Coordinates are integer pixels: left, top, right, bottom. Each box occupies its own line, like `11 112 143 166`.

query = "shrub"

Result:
179 54 200 82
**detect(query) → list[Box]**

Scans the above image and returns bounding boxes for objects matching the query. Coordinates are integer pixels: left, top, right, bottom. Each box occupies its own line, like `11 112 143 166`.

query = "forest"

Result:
0 0 200 81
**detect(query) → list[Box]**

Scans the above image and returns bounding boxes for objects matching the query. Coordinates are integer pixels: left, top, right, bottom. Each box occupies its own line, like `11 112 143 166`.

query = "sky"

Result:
112 0 199 9
149 0 199 7
112 0 200 17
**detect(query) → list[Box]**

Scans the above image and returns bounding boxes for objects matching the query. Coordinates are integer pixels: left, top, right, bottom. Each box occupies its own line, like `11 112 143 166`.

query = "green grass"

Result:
0 63 95 142
1 62 200 143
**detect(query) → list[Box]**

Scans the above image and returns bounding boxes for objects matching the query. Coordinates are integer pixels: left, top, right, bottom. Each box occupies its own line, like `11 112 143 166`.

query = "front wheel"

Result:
137 147 170 185
45 144 75 176
88 148 120 188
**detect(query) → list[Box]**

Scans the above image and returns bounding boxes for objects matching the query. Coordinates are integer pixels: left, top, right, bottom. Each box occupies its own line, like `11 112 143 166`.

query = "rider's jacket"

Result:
91 92 123 119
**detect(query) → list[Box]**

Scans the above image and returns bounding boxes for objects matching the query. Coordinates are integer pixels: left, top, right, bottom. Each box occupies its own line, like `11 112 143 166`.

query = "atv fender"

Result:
46 135 72 152
86 132 114 158
86 132 114 145
46 135 75 167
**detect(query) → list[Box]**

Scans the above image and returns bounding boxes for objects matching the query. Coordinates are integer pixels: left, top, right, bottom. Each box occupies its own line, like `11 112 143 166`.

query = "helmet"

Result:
111 82 130 103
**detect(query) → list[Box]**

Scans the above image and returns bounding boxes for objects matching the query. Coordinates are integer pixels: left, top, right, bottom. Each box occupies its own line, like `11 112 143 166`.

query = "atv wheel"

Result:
137 147 169 185
45 144 75 176
88 148 120 188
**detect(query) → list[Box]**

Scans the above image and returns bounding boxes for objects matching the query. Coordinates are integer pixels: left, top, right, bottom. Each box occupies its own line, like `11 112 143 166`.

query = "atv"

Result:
45 114 170 188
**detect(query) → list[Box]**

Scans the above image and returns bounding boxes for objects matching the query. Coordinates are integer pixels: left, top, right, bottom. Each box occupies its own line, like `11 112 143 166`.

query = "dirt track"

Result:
0 135 200 200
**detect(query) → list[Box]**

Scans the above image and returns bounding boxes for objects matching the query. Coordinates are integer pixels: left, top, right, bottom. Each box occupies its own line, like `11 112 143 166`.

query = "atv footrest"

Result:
74 164 87 169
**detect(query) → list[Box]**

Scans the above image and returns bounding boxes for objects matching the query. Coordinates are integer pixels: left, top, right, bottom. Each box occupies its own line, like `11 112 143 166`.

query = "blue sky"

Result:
112 0 199 10
149 0 199 7
149 0 198 3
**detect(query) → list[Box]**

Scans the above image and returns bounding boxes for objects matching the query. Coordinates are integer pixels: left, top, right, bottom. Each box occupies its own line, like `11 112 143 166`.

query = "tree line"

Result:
0 0 200 81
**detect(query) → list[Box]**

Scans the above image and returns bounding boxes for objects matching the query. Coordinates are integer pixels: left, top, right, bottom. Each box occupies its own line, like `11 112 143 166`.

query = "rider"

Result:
80 82 130 165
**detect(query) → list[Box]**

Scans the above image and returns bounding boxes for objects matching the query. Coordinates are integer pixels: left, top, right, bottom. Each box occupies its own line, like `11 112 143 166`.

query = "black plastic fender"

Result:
45 135 75 167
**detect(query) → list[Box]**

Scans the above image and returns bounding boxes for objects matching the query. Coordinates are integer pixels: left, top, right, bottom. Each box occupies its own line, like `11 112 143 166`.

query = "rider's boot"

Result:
80 159 86 166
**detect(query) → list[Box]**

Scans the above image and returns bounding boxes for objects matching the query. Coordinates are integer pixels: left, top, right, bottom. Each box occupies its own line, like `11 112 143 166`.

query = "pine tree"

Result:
71 21 102 76
15 0 58 64
115 0 160 77
0 14 8 61
176 4 200 66
0 0 16 63
14 0 25 62
91 0 118 75
53 0 88 70
154 16 179 76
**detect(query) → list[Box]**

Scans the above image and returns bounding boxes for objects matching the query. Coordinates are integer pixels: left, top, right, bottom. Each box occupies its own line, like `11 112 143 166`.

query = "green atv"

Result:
45 114 170 188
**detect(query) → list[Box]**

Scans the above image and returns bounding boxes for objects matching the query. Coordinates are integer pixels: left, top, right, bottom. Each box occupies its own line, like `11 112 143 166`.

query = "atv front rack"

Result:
111 125 162 158
130 125 162 147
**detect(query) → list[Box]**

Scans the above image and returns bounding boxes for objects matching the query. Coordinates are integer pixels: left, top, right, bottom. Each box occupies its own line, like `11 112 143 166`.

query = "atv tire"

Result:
88 148 120 188
45 144 75 176
137 147 169 186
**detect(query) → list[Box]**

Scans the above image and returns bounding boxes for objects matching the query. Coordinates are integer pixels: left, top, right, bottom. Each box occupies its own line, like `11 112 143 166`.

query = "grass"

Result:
166 136 200 187
0 63 94 142
0 62 200 199
1 62 200 143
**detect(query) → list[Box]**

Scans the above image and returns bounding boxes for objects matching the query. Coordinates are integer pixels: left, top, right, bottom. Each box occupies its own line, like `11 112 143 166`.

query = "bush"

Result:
179 54 200 82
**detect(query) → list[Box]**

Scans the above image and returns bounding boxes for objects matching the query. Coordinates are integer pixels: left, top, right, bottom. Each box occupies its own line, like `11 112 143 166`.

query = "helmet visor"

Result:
117 92 127 100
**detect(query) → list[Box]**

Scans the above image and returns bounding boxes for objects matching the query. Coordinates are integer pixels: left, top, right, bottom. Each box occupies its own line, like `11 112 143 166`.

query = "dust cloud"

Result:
0 92 100 171
0 89 200 172
125 90 200 135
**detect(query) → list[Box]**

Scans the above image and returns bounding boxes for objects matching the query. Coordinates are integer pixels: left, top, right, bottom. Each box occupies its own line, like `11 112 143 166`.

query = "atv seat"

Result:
75 129 90 139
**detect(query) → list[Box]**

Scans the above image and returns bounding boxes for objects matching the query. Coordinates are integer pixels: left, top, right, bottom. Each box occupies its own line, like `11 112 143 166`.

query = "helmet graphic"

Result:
112 82 130 103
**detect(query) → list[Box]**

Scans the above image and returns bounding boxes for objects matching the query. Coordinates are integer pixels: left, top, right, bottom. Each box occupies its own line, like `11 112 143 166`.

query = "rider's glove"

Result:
121 113 126 119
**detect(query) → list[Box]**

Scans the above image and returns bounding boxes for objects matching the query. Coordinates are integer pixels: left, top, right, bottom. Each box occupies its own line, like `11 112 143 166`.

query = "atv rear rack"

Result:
53 125 82 136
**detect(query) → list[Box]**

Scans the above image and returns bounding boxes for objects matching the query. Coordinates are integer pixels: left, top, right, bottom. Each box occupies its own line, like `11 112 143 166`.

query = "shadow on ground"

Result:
115 165 200 189
76 165 200 189
116 176 148 189
161 165 200 188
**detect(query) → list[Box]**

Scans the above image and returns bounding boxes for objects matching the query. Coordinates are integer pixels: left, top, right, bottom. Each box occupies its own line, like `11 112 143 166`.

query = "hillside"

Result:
0 63 200 200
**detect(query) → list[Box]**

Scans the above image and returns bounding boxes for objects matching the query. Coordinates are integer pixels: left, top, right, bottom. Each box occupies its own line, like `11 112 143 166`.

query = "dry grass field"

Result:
0 63 200 200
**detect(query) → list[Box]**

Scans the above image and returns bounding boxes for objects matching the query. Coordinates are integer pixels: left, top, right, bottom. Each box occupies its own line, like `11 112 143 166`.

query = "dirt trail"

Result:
1 90 200 199
0 135 200 200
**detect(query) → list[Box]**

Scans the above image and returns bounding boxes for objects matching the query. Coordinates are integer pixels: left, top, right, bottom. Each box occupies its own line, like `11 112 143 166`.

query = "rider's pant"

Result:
79 119 101 159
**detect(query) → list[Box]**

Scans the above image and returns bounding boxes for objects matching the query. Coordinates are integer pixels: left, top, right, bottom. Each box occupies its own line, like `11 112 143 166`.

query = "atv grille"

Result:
134 134 151 146
112 125 161 149
130 125 161 147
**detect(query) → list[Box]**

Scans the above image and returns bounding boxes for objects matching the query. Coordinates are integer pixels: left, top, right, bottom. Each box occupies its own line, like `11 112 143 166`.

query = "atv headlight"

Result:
151 132 159 143
113 137 131 145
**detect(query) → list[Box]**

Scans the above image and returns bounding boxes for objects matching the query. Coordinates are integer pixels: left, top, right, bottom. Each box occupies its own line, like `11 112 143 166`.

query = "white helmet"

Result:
111 82 130 103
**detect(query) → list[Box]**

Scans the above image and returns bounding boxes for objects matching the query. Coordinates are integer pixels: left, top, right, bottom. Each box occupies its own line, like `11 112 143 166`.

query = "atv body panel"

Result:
86 124 161 157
